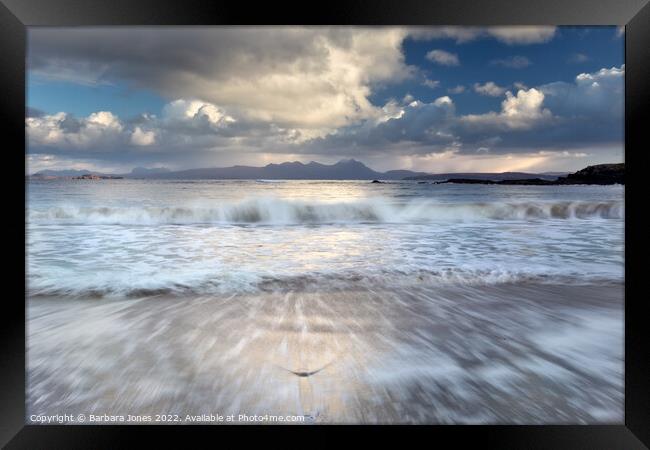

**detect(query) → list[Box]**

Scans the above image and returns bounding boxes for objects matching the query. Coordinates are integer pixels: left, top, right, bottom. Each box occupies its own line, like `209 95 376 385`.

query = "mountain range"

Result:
30 159 567 181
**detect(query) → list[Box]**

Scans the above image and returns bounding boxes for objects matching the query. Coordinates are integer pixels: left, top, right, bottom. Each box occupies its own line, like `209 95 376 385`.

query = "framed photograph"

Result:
2 0 649 447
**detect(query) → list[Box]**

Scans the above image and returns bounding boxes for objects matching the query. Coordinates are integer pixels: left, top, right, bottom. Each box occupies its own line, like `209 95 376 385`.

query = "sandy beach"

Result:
27 282 623 424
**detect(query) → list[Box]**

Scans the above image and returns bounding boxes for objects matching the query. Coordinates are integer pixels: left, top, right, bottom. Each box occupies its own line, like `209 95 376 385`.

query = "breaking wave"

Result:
27 267 620 299
29 198 624 225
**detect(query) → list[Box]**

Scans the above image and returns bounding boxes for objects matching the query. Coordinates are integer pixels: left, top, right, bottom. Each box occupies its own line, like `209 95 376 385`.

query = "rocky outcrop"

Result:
556 163 624 185
439 164 624 186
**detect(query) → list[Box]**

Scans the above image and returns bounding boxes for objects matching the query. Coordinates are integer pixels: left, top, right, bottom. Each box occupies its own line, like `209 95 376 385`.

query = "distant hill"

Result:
31 160 606 182
124 159 430 180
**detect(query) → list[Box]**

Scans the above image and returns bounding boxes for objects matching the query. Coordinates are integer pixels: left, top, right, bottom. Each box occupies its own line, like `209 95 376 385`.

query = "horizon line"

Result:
28 158 623 177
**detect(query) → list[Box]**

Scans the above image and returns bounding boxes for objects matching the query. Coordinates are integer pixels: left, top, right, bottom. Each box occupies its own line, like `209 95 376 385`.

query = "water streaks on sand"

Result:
28 283 623 424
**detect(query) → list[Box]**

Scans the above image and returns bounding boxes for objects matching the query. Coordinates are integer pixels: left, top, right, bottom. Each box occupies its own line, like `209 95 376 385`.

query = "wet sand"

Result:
27 283 624 424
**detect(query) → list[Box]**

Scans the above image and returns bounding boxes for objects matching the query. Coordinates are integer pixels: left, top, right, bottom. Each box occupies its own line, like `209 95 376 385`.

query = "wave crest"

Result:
29 198 624 225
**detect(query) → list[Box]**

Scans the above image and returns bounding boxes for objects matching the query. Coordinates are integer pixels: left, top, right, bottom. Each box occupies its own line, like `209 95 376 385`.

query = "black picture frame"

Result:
2 0 648 447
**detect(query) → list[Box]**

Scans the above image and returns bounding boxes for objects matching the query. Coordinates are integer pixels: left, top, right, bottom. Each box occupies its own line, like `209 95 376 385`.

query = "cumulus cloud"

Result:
305 65 622 159
26 26 622 172
29 27 414 137
26 26 565 152
27 95 322 172
425 49 460 66
27 98 245 153
473 82 508 97
27 111 124 149
490 55 531 69
458 65 624 151
161 99 237 136
462 88 553 130
27 26 563 143
28 64 623 167
130 127 156 146
540 65 624 120
163 100 234 124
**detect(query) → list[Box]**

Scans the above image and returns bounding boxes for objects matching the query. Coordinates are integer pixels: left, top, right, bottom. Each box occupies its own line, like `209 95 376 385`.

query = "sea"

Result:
26 179 625 424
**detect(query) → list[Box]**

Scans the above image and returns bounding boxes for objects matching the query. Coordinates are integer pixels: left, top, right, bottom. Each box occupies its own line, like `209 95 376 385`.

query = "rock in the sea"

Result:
371 179 383 183
557 163 624 185
437 164 624 186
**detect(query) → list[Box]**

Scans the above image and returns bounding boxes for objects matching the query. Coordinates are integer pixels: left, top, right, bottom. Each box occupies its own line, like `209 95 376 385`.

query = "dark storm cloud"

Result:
25 27 623 172
28 27 414 131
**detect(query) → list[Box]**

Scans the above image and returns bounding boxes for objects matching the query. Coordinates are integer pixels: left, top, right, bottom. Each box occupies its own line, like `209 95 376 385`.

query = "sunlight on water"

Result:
27 180 624 297
26 180 624 424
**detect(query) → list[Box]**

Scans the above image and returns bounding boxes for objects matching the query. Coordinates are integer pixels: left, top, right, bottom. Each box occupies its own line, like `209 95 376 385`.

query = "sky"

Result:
26 26 625 174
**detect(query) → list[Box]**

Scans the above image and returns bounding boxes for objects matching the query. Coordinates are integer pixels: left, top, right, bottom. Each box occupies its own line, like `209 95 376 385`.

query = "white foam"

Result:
26 182 625 297
28 197 624 225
